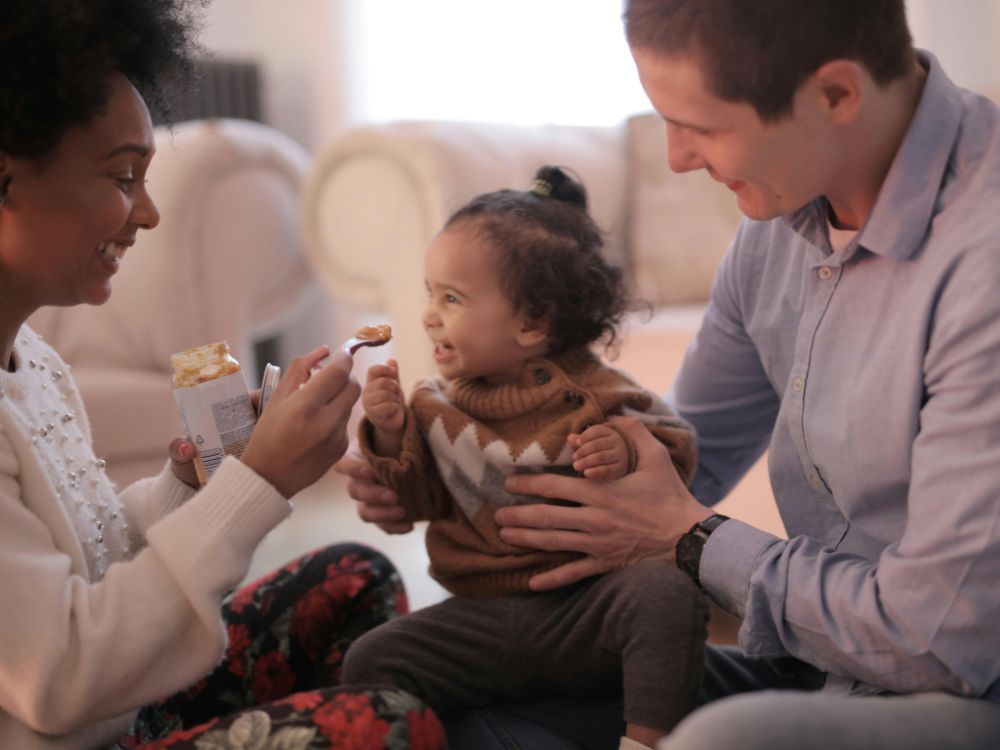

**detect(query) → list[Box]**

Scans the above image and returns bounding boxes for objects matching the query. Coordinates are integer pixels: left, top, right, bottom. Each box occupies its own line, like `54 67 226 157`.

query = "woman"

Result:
0 2 444 748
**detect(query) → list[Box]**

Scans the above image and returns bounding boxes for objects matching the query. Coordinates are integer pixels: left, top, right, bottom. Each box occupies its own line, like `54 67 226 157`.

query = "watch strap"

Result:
676 513 730 587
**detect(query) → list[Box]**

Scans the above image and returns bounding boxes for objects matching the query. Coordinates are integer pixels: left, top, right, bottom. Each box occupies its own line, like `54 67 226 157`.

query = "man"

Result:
340 1 1000 747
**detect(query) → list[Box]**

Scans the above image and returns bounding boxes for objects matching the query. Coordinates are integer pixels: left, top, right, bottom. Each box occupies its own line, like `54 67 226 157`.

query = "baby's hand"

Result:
362 359 405 434
569 424 630 480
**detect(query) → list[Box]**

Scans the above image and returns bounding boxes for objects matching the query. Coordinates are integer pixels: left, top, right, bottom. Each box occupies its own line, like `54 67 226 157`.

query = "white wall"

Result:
907 0 1000 93
198 1 1000 153
199 0 364 150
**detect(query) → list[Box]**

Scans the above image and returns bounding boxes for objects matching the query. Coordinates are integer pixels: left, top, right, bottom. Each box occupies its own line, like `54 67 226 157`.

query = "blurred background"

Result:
194 0 1000 152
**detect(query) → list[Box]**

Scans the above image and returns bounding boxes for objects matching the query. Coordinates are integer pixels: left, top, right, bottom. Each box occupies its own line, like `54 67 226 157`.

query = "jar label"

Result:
173 371 256 484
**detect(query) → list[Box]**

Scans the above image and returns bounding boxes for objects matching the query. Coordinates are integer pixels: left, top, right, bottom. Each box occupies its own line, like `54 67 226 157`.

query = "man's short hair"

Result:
624 0 915 122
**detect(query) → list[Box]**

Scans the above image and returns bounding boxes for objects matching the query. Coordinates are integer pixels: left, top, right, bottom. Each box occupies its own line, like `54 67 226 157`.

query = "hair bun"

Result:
530 165 588 210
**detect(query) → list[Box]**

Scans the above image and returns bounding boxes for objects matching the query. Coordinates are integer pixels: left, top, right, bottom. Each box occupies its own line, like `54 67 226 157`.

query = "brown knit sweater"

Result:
359 349 697 597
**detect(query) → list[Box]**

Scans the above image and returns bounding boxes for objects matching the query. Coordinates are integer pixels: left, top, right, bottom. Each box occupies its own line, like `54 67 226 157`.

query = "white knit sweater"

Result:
0 325 290 750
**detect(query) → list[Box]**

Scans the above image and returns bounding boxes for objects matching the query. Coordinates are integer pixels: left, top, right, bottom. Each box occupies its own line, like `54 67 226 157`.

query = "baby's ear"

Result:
516 315 549 348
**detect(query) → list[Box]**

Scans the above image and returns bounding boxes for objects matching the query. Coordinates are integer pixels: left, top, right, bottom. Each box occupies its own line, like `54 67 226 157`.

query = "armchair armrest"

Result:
303 119 629 385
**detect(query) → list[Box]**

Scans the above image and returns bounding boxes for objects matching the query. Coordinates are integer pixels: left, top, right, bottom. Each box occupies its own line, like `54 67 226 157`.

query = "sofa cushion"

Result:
625 113 743 305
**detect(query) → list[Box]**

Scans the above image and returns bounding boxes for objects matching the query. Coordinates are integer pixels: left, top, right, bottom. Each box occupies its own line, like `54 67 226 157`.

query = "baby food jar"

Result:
171 341 257 485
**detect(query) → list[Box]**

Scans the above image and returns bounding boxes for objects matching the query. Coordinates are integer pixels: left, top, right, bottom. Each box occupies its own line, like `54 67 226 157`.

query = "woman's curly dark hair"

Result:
445 165 629 355
0 0 206 160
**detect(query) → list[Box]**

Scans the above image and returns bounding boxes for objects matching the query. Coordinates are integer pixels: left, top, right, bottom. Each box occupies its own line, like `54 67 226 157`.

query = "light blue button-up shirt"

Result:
671 52 1000 700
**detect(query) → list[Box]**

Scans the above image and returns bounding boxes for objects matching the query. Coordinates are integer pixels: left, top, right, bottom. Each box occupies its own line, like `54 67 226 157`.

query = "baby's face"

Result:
421 225 546 384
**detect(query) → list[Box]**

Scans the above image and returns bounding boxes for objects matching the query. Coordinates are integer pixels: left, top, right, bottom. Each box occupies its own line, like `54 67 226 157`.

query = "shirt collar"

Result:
783 51 965 261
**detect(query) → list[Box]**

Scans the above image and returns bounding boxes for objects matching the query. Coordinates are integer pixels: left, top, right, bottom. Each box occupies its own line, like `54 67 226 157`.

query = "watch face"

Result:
676 532 705 581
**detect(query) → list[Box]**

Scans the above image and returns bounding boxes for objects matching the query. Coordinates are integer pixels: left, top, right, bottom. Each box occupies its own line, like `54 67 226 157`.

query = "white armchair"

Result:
303 114 782 536
29 118 327 487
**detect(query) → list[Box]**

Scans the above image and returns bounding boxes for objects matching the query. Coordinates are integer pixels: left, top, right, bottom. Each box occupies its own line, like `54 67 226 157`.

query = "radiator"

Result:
167 59 264 124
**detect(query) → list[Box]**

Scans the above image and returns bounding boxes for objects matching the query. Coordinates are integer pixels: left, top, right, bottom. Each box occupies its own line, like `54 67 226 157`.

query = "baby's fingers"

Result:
572 433 619 461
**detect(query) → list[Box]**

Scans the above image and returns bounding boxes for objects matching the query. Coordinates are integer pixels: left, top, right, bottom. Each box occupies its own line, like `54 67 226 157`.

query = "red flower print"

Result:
313 693 390 749
275 689 326 712
321 566 369 607
289 584 337 661
225 623 251 677
395 588 410 616
143 717 220 748
228 568 280 613
251 651 296 704
281 555 304 576
407 708 447 750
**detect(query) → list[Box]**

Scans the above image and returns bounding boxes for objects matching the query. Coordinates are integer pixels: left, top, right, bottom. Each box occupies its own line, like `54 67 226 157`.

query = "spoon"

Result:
342 323 393 355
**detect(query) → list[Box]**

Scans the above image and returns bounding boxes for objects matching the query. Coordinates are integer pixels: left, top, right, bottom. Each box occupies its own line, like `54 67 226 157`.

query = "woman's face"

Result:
0 74 160 314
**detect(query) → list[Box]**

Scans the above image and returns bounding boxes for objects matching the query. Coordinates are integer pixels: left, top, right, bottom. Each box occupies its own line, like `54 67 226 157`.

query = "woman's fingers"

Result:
168 437 200 488
277 344 333 394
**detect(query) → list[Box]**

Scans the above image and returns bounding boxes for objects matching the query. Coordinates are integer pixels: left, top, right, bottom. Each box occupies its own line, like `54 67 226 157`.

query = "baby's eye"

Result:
444 293 460 304
114 174 137 191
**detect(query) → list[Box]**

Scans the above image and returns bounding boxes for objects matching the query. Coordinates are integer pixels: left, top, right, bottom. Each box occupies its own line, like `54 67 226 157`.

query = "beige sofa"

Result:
303 113 784 538
28 119 328 487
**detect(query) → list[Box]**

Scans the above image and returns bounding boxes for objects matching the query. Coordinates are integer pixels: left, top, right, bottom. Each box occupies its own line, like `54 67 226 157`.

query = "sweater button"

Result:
533 368 551 385
564 391 584 407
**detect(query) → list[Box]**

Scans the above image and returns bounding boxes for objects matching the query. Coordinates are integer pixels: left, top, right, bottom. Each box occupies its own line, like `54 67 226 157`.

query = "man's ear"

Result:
811 60 864 125
516 315 549 348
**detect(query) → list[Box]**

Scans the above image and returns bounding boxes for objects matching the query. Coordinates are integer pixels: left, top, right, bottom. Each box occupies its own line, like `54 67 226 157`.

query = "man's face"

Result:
631 47 831 221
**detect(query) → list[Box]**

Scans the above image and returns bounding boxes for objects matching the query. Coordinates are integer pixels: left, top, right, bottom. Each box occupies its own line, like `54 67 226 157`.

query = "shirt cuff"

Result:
699 518 782 619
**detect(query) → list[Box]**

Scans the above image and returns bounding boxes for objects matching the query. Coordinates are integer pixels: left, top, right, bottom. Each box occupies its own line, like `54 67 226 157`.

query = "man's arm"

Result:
707 244 1000 698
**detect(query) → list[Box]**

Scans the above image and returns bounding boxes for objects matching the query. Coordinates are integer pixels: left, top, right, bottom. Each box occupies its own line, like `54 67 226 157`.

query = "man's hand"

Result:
334 445 414 534
570 423 630 480
496 417 712 591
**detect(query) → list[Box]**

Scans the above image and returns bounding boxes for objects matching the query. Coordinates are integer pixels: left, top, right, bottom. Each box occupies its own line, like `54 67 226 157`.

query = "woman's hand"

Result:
240 345 360 499
168 438 200 489
496 417 712 591
334 446 414 534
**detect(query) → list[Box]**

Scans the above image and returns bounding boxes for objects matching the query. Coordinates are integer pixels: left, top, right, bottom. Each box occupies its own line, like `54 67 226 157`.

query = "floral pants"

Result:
112 543 446 750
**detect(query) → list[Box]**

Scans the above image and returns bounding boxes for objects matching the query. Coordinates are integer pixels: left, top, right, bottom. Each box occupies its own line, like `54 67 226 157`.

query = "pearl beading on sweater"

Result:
0 333 132 580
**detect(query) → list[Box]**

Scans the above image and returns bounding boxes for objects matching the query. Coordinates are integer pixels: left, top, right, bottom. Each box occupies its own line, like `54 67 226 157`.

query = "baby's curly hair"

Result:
445 165 628 356
0 0 206 160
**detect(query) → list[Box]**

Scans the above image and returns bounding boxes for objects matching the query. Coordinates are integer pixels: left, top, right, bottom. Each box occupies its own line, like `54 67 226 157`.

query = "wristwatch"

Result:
676 513 730 588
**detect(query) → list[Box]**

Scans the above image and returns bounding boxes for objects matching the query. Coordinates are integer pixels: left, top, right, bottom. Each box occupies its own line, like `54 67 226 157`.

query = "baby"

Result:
344 166 708 750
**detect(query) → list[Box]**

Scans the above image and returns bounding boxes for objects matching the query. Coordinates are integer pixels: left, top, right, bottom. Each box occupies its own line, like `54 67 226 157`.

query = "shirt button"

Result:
792 377 804 392
533 368 551 385
564 391 584 407
818 266 834 280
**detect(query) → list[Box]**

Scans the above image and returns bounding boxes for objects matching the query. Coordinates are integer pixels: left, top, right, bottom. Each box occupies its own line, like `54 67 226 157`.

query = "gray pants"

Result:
437 644 1000 749
342 560 708 732
660 646 1000 750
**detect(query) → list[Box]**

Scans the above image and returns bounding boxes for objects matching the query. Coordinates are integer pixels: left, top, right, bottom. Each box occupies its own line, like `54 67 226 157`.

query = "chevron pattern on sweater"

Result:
425 416 574 521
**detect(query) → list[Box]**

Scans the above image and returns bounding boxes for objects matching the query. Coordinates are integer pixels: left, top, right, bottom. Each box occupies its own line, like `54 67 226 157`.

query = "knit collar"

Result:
444 348 599 420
